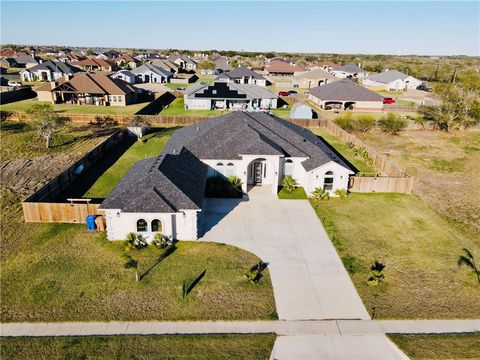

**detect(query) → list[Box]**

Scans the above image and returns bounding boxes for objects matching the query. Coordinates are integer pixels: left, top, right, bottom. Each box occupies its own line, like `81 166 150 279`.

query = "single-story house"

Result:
20 60 83 82
362 70 422 91
149 59 180 74
114 55 140 69
13 55 40 68
213 56 232 74
307 61 340 72
72 58 115 72
265 59 305 76
184 81 278 111
111 69 137 84
171 55 197 71
0 58 18 68
293 68 339 89
99 112 353 241
331 64 368 79
216 67 268 86
308 79 384 111
131 63 173 84
36 73 137 106
290 102 317 119
57 53 85 63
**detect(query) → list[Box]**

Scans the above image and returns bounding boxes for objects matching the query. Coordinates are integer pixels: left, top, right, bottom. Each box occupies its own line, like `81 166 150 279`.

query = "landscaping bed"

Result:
312 193 480 319
277 186 308 199
1 334 276 360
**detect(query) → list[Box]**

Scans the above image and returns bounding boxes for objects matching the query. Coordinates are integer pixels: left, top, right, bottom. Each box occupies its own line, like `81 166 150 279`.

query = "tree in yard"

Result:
377 113 407 135
26 103 69 148
457 248 480 285
196 60 215 71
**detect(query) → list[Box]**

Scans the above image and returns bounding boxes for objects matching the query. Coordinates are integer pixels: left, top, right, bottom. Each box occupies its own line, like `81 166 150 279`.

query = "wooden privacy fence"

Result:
22 202 104 223
349 176 414 194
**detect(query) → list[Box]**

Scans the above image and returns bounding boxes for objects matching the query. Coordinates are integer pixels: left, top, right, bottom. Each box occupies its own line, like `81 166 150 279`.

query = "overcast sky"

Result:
1 1 479 56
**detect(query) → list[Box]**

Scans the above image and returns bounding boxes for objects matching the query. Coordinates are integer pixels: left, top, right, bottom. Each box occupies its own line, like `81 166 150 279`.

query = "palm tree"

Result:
457 248 480 284
311 187 329 200
282 176 298 192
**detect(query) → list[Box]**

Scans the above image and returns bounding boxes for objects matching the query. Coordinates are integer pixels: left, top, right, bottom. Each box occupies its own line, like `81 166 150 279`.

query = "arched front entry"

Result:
248 158 267 185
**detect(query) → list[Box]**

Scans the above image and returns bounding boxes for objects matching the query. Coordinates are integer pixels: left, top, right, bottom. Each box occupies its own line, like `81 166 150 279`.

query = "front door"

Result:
254 162 263 184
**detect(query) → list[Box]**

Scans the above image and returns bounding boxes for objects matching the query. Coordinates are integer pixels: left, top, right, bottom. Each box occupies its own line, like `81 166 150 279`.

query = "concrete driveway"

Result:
199 189 370 321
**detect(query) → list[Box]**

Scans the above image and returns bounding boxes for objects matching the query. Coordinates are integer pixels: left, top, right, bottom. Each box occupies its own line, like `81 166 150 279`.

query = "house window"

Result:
284 159 293 177
215 162 224 177
323 171 334 191
151 219 162 233
225 163 235 177
136 219 147 232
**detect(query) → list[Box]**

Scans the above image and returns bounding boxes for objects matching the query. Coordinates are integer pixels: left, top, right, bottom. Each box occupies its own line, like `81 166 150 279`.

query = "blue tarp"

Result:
86 215 97 231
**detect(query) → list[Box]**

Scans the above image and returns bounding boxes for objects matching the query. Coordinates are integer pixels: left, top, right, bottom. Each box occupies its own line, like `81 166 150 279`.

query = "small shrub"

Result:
228 176 243 192
311 187 329 200
377 113 407 135
282 176 297 192
152 233 172 249
125 232 148 250
342 256 360 275
334 112 355 132
355 114 376 133
334 188 348 198
367 261 386 286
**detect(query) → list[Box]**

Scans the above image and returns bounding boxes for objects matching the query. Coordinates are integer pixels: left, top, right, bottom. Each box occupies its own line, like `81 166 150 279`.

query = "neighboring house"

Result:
148 59 180 74
362 70 422 90
99 112 353 241
290 102 317 119
57 53 84 63
111 69 137 84
131 63 173 83
308 79 384 111
213 56 232 74
20 60 83 82
331 63 368 79
13 55 40 68
265 58 305 76
72 58 115 72
184 81 278 110
114 55 140 69
216 67 268 86
171 55 197 71
293 68 339 89
0 58 18 68
36 73 137 106
308 61 340 72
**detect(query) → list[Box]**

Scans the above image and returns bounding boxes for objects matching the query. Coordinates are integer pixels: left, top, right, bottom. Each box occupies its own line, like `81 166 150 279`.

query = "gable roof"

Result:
185 82 276 100
172 55 197 65
334 63 366 74
73 58 113 68
22 60 83 75
112 69 136 78
14 55 39 65
51 73 136 95
131 63 173 78
149 59 179 72
365 70 410 84
309 61 340 69
217 67 266 81
294 68 337 81
309 79 383 102
266 59 305 74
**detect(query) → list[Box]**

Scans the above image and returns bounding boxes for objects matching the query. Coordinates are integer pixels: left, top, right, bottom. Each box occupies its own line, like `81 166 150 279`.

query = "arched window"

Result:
284 159 293 177
136 219 147 232
215 162 224 177
225 163 235 177
323 171 334 191
151 219 162 233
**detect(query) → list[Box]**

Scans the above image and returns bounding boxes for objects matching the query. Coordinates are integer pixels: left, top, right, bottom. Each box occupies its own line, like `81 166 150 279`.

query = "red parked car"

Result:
383 97 396 104
278 91 290 96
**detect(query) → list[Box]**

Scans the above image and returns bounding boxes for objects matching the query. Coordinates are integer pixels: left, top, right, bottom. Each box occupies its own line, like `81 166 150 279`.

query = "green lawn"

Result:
278 186 308 199
0 334 276 360
0 120 115 161
310 128 377 173
1 98 151 115
160 98 226 116
388 333 480 360
270 105 291 119
82 127 177 199
312 193 480 319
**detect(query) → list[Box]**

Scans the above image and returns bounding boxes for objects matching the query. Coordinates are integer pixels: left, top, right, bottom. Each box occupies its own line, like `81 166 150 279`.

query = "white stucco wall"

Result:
184 97 212 110
103 209 200 241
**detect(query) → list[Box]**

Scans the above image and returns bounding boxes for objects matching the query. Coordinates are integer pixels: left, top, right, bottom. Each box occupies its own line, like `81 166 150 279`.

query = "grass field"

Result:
160 98 225 116
388 333 480 360
270 105 291 119
312 193 480 319
0 120 115 161
310 128 377 173
0 334 276 360
277 186 308 199
1 98 151 115
82 127 177 198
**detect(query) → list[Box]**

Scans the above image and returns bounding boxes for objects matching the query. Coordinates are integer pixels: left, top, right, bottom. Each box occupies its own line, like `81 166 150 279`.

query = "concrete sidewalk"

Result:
2 319 479 337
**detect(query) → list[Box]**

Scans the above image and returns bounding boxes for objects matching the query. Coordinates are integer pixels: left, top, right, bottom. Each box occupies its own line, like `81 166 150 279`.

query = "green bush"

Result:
377 113 407 135
281 176 298 192
152 233 172 249
311 187 329 200
334 188 348 198
334 113 375 133
334 112 355 132
125 232 148 250
228 176 243 192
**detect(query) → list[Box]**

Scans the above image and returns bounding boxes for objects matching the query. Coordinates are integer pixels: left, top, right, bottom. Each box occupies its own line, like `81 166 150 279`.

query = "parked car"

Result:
416 84 431 92
383 97 396 104
288 90 298 95
278 91 289 96
7 81 22 87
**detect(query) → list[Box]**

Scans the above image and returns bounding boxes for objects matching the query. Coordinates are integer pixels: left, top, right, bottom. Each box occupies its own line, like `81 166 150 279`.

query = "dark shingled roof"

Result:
217 67 266 81
24 60 83 74
335 63 366 73
100 148 207 212
309 79 383 102
101 112 352 213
